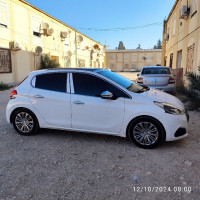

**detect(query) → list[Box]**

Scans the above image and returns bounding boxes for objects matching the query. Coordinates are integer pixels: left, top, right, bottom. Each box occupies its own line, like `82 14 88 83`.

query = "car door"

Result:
29 72 71 128
70 72 127 133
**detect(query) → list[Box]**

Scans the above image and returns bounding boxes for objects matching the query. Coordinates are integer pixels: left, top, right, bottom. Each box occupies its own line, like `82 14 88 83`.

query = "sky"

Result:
25 0 176 50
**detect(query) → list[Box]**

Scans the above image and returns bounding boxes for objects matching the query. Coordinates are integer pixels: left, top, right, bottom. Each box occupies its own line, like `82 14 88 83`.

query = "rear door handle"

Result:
34 95 44 98
73 101 84 104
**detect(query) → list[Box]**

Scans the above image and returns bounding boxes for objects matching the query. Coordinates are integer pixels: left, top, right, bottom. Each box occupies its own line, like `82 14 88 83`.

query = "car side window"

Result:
35 73 67 92
73 73 128 98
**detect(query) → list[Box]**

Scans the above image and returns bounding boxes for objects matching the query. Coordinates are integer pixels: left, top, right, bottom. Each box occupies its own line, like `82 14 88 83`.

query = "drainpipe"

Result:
75 31 77 68
161 20 167 66
104 45 106 68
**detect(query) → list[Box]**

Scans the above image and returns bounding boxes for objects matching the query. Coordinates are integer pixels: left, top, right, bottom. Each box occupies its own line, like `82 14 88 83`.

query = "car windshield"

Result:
97 70 149 93
141 67 171 75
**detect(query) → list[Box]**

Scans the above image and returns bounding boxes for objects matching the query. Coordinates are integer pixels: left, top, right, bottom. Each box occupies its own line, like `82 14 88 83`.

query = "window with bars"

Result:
0 2 8 28
0 48 12 73
191 0 198 17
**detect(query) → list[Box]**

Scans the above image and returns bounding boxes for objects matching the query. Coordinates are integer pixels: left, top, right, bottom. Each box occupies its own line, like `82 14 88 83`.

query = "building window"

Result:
124 54 129 61
109 54 115 62
169 53 173 68
132 54 137 62
172 15 176 36
50 56 59 64
186 44 195 73
0 48 12 73
124 64 129 70
164 56 167 66
191 0 198 17
77 59 85 68
0 2 8 28
177 50 182 69
32 17 41 37
64 56 71 67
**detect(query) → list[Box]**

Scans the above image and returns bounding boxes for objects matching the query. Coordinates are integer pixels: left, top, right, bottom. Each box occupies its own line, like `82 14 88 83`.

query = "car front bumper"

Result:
162 112 189 141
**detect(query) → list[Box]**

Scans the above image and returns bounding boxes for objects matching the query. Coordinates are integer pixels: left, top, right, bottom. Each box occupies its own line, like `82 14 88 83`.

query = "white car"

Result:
136 66 176 93
130 67 139 72
6 68 189 149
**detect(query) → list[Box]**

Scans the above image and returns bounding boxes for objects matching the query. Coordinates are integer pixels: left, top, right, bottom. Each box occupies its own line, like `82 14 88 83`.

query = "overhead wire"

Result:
73 21 163 32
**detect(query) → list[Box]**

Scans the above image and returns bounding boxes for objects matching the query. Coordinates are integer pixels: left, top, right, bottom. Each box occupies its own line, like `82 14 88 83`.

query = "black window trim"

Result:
31 72 69 93
71 71 132 99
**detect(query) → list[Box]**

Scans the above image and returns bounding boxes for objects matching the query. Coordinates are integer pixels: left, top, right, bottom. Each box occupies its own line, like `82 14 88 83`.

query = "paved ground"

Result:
117 72 138 82
0 88 200 200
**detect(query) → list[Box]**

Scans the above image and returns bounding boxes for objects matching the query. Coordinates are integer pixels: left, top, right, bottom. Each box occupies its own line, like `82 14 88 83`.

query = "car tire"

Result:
128 116 165 149
13 108 39 135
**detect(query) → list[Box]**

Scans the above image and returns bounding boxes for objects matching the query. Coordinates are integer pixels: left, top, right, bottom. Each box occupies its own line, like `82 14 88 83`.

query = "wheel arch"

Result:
10 107 39 127
126 115 166 140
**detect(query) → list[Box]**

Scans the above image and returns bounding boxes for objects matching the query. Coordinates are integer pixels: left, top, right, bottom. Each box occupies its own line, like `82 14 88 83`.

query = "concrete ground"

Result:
0 88 200 200
117 72 139 82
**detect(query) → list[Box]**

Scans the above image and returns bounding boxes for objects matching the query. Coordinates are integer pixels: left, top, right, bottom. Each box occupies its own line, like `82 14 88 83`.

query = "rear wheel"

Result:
128 116 165 149
13 108 39 135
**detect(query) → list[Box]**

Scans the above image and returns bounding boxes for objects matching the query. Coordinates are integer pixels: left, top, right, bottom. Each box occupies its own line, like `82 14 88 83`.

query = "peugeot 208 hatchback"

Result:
6 68 189 149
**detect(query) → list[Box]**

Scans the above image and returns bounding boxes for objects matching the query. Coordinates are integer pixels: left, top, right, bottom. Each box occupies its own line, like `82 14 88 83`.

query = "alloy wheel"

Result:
132 122 159 146
15 112 34 133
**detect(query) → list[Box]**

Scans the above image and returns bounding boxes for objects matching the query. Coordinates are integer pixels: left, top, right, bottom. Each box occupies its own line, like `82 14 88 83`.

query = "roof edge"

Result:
166 0 180 22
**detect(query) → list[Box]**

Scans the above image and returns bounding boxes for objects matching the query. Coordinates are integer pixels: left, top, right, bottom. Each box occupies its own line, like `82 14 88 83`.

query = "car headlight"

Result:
154 101 185 115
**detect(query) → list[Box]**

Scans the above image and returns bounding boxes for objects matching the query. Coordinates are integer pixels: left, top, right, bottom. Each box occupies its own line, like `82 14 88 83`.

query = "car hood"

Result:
139 89 185 109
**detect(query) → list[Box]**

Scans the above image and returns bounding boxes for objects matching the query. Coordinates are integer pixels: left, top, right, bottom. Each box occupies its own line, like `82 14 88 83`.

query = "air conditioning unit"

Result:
10 41 22 50
180 6 190 19
164 33 169 40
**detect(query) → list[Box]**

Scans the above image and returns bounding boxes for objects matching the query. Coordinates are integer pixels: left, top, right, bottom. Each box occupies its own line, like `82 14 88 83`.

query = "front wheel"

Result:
128 117 165 149
13 108 39 135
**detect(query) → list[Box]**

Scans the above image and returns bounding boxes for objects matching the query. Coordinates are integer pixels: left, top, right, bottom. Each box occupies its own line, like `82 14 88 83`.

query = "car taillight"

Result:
168 77 175 84
137 77 143 84
10 90 17 99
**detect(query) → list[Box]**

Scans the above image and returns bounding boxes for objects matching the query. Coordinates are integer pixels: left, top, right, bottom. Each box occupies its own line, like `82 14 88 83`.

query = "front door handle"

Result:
73 101 84 104
34 95 44 98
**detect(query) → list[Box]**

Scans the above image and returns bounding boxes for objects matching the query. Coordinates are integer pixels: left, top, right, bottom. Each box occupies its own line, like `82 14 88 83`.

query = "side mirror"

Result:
137 74 140 77
101 91 114 99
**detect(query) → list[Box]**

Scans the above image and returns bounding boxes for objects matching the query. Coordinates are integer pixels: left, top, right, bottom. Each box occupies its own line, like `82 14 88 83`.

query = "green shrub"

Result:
187 68 200 92
40 55 60 69
0 82 12 91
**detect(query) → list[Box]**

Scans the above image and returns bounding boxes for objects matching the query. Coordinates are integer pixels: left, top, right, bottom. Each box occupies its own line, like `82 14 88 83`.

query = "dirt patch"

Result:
0 89 200 200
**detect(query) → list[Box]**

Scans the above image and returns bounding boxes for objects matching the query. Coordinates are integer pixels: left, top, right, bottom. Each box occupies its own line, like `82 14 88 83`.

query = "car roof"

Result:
142 66 170 69
30 68 105 75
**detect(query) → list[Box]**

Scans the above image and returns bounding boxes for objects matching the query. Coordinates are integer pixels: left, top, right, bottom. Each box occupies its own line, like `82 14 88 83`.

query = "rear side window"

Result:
73 73 128 98
35 73 67 92
141 68 171 75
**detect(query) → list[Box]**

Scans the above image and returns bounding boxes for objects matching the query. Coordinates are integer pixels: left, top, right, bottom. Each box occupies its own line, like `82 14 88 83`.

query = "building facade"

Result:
0 0 105 83
106 49 162 72
162 0 200 75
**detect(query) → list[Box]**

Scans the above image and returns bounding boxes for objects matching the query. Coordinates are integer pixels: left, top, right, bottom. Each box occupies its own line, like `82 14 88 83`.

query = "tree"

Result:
136 44 141 49
157 39 162 49
117 41 125 50
153 39 162 49
40 55 60 69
